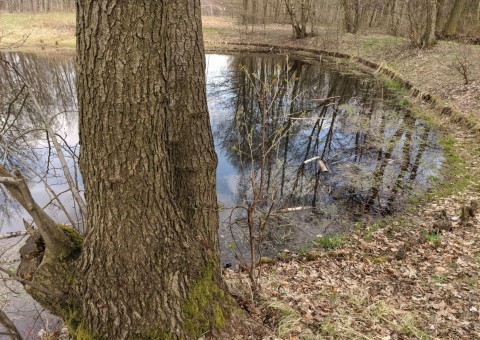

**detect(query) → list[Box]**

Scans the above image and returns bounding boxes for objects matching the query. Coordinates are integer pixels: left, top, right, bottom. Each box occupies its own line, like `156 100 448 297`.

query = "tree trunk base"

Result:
17 226 83 323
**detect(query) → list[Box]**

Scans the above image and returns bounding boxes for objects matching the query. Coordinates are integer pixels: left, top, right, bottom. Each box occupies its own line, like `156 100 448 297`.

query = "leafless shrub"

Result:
449 47 475 85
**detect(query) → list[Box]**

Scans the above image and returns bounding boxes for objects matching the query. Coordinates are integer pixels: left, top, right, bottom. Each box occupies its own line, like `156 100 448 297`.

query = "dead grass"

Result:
0 12 75 53
225 189 480 338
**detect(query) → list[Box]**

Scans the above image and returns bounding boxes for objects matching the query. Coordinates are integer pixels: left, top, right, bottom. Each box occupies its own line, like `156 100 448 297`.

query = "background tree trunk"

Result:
76 1 229 338
243 0 249 24
421 0 438 46
285 0 311 38
342 0 362 33
444 0 467 35
436 0 446 34
475 0 480 28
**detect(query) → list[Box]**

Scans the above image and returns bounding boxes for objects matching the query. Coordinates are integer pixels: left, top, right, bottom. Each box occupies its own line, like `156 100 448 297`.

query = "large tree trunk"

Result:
75 1 230 339
444 0 467 36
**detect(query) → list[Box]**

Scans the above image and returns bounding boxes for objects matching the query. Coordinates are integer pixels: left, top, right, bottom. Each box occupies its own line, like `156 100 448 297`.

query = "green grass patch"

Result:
296 244 313 256
361 35 403 52
202 26 227 34
432 274 447 284
428 134 470 197
315 235 348 249
360 218 389 241
424 230 441 244
384 78 403 90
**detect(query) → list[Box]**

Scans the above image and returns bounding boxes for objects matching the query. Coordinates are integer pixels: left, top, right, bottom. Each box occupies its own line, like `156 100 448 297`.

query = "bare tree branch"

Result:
0 309 23 340
0 267 63 299
0 57 87 220
0 165 75 257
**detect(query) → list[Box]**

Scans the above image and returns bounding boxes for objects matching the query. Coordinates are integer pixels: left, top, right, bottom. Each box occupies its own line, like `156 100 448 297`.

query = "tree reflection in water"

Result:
208 54 442 265
0 52 80 233
0 52 442 266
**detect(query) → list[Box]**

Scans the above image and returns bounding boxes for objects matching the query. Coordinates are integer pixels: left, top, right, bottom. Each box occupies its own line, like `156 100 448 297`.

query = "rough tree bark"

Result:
75 1 231 338
1 1 233 339
436 0 446 33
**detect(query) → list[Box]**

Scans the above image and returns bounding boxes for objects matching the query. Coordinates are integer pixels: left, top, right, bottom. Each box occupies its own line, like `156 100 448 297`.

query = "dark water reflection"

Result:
208 54 442 264
0 52 80 233
0 52 443 265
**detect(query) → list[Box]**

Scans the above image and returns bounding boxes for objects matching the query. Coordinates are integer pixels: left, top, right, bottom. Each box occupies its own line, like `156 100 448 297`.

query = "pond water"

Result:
0 52 443 266
0 51 444 338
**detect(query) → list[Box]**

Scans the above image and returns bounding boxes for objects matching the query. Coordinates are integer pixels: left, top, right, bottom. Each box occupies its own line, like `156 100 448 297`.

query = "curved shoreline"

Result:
206 42 480 138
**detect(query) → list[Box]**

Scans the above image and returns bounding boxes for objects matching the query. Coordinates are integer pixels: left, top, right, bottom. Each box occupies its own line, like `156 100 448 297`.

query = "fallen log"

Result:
304 156 321 164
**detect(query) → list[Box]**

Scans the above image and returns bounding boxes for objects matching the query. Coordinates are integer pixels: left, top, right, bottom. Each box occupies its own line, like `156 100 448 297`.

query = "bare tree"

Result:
341 0 362 33
285 0 312 38
421 0 438 47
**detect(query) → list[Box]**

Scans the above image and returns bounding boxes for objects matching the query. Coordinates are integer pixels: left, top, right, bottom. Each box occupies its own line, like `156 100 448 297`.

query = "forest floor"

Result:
1 13 480 339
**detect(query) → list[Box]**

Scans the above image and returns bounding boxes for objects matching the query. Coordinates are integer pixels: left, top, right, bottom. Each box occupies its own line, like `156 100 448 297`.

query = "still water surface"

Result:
0 51 444 337
0 52 443 264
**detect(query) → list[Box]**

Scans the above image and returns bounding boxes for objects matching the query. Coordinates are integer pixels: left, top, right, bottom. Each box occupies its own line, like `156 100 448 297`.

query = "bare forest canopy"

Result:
1 0 479 44
234 0 480 42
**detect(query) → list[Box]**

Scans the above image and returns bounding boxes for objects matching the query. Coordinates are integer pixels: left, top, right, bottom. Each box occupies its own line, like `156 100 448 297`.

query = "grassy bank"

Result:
2 12 480 339
0 12 75 52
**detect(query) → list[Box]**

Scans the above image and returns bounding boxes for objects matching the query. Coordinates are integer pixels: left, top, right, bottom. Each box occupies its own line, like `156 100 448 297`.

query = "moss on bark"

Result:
183 261 232 338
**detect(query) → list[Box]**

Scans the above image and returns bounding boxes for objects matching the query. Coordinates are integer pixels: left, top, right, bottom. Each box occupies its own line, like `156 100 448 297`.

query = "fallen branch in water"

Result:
0 231 28 240
278 206 314 213
304 156 321 164
318 160 329 173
